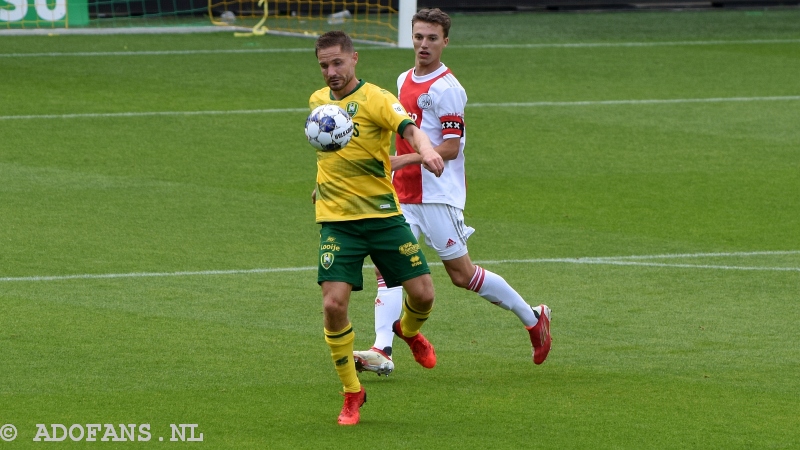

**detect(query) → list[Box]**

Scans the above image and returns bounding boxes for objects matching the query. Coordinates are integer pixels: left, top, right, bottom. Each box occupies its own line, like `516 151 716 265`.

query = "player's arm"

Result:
390 137 459 171
390 153 421 171
401 124 444 177
393 90 464 169
434 137 460 161
435 87 466 160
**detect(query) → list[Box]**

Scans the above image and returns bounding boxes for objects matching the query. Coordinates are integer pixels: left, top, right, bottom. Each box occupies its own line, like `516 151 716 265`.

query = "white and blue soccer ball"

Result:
304 104 354 152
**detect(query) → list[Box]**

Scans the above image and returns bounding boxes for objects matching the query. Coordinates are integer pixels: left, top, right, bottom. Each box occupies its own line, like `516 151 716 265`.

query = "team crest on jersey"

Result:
345 102 359 117
321 252 335 270
417 93 433 110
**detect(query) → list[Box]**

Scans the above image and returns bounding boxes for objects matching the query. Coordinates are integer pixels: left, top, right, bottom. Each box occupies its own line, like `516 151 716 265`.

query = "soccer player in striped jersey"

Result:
309 31 445 426
353 9 552 377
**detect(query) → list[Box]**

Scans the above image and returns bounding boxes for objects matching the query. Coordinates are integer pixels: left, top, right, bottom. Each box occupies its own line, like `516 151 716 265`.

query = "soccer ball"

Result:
304 104 354 151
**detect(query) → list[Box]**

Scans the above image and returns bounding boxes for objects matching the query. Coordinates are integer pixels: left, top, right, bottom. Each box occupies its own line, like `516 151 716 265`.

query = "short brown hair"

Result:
315 30 354 57
411 8 451 38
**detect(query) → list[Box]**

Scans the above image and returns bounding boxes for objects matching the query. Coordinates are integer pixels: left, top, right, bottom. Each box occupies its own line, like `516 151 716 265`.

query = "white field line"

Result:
455 39 800 49
0 48 312 58
562 261 800 271
1 38 799 58
0 25 248 37
3 96 800 121
470 96 800 108
0 266 316 282
0 108 307 121
576 250 800 260
2 251 798 282
478 259 800 272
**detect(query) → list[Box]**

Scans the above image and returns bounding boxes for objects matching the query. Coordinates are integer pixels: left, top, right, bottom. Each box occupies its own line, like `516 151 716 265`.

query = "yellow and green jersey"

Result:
310 79 415 223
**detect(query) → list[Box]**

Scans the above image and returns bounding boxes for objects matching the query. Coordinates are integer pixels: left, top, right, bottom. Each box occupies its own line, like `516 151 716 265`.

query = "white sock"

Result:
374 277 403 354
468 265 538 327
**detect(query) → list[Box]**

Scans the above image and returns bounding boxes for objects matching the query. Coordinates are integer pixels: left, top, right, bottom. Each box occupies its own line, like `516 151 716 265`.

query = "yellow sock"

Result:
324 324 360 393
399 297 432 338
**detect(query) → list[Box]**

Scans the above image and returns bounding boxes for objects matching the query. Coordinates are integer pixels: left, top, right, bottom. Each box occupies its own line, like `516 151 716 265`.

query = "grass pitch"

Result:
1 9 799 449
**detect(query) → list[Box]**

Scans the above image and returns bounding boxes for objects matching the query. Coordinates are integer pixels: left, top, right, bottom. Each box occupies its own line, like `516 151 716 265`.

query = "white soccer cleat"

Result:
353 347 394 376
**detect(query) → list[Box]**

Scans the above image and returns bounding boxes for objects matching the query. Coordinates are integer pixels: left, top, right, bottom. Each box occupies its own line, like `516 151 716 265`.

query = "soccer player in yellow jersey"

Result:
309 30 445 426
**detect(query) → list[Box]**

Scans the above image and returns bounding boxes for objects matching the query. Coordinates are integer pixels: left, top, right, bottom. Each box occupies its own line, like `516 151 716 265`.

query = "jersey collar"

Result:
329 79 365 101
412 63 448 82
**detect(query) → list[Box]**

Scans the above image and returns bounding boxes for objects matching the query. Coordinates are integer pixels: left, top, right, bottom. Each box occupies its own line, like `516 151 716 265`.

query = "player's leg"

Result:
373 207 422 351
352 266 400 376
354 209 423 374
318 223 367 424
367 215 437 369
396 273 437 368
386 203 434 337
373 267 402 354
443 254 538 326
321 281 360 392
415 203 552 364
322 283 366 425
442 254 552 364
398 273 435 334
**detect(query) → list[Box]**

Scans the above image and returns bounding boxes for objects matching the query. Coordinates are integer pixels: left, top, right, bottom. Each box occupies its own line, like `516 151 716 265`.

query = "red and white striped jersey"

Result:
393 63 467 209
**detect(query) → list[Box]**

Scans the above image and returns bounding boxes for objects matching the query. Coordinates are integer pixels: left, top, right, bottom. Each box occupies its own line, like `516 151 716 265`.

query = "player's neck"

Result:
414 61 443 77
331 78 361 100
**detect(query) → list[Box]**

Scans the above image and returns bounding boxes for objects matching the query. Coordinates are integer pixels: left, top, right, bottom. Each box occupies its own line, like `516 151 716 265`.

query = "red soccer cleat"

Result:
526 305 552 365
392 320 436 369
337 386 367 426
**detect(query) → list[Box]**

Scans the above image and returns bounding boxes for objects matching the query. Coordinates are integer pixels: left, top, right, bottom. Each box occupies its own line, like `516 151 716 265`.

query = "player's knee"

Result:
443 257 477 290
404 276 435 310
414 290 435 308
450 272 472 289
408 295 434 313
322 296 347 318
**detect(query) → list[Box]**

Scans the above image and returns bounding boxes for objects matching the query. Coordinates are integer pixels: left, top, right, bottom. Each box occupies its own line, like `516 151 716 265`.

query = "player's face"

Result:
317 46 359 98
412 21 448 74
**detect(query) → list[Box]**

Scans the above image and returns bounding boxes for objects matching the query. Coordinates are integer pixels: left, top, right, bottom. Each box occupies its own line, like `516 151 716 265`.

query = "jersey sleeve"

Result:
436 85 467 139
396 71 407 95
375 88 413 135
397 118 416 137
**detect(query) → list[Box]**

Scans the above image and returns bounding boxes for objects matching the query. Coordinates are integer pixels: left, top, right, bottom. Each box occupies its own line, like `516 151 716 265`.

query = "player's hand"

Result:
419 147 444 177
311 188 317 204
402 125 444 177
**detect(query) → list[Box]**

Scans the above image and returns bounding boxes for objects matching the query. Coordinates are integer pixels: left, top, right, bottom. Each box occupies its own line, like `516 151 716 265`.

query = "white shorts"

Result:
400 203 475 261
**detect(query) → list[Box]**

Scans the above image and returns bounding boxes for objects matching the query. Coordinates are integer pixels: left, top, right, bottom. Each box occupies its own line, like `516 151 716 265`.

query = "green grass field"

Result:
2 8 800 449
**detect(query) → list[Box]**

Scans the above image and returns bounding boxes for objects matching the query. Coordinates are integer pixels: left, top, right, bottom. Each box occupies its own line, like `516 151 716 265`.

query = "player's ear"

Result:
352 51 358 65
443 37 449 47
